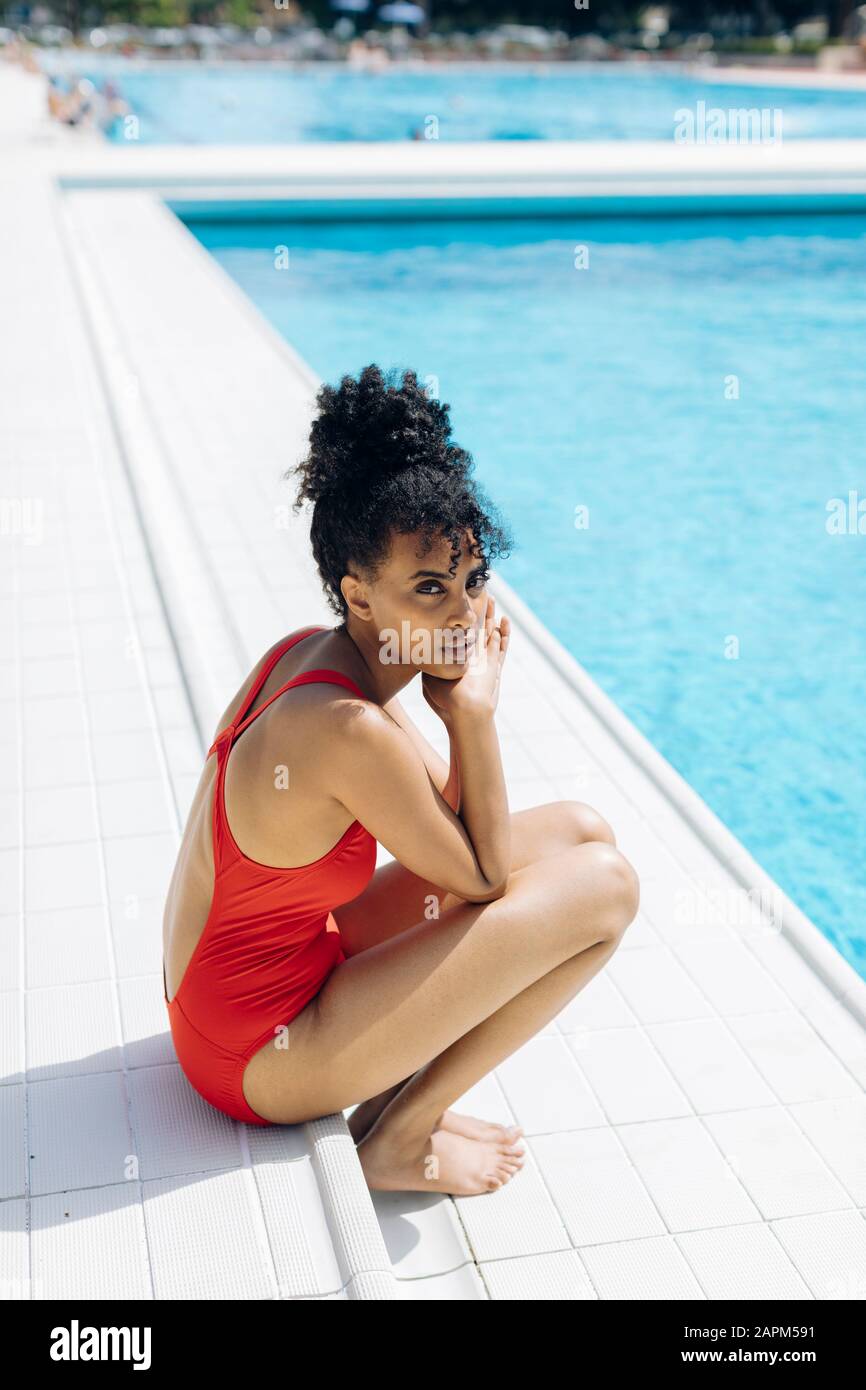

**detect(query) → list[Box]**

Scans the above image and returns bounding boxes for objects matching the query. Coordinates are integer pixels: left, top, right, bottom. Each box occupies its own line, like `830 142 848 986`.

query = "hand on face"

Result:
421 594 510 722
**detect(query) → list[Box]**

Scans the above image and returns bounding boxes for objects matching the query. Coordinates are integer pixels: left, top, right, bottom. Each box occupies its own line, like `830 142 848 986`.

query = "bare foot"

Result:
349 1095 524 1150
436 1111 524 1146
358 1126 525 1197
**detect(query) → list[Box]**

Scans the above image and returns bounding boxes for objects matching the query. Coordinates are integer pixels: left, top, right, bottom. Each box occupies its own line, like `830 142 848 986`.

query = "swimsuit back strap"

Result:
232 668 370 741
206 627 327 757
209 665 369 874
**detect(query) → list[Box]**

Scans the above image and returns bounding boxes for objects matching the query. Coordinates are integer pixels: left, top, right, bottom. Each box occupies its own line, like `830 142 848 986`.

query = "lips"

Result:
442 629 475 661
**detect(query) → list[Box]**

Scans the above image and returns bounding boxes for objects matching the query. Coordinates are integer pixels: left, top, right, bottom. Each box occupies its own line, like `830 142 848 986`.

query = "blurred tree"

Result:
42 0 862 39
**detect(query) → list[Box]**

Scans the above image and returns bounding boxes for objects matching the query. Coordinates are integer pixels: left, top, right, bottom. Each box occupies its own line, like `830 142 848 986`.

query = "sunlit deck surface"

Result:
2 62 865 1301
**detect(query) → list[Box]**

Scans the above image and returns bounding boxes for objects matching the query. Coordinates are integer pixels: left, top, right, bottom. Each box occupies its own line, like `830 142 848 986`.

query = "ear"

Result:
340 571 374 623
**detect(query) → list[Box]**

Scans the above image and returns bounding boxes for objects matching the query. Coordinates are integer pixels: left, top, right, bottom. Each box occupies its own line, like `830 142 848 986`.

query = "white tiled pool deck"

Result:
2 60 865 1302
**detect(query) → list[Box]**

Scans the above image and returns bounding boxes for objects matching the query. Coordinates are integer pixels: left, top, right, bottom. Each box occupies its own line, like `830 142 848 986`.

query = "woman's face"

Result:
363 528 489 678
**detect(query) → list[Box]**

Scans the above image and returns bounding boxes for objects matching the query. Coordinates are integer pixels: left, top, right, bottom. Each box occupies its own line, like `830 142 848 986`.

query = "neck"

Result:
336 612 419 706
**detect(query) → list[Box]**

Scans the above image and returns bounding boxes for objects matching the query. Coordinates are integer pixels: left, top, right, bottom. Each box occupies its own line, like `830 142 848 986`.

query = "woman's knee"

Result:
555 799 617 848
566 840 640 939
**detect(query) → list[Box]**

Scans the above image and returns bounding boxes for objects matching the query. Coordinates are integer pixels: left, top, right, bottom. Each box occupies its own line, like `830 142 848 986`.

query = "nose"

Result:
446 602 474 632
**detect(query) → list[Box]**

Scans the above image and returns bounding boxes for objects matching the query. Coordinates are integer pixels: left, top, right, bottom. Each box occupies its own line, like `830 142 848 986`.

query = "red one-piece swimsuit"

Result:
163 626 377 1125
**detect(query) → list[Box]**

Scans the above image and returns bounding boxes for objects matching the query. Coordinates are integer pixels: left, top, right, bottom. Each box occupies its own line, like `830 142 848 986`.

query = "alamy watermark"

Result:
0 496 43 545
826 490 866 535
675 883 784 935
378 621 480 666
674 101 783 146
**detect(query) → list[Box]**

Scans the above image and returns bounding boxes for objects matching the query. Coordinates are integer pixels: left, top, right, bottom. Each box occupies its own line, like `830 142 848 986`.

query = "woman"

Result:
162 365 639 1197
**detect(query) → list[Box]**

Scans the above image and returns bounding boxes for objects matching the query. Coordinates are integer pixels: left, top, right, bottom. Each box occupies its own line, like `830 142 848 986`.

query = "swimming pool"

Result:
185 209 866 977
46 58 866 143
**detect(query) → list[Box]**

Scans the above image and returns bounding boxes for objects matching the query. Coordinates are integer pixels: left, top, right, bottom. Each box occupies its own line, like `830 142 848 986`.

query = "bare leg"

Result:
344 800 617 1146
242 822 639 1195
356 930 626 1192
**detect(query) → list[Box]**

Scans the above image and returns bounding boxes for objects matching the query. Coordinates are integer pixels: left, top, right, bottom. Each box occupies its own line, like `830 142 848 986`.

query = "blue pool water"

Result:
45 58 866 143
187 211 866 978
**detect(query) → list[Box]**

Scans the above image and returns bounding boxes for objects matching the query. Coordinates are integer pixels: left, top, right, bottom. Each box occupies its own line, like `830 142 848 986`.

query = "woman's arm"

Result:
328 698 505 902
382 695 460 813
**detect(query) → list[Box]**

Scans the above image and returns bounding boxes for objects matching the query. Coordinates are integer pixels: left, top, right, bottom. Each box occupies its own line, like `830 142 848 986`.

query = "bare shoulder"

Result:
322 694 418 800
211 626 322 742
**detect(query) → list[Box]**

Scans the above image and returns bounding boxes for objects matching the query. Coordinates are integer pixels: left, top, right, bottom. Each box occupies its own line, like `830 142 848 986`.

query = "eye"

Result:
415 581 445 595
468 568 489 589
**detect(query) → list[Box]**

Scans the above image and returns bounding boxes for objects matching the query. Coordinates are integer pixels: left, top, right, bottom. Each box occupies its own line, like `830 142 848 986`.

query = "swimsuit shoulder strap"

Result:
231 668 370 741
207 626 327 757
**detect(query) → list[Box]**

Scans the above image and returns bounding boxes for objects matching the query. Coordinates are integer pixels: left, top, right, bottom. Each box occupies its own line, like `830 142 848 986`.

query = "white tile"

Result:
675 938 792 1015
87 688 152 734
647 1018 776 1114
532 1127 667 1245
79 647 144 693
453 1150 570 1261
785 1097 866 1207
24 840 103 911
528 730 595 779
97 778 175 838
506 777 558 812
0 918 21 991
770 1209 866 1300
26 903 112 988
703 1107 854 1220
450 1071 518 1129
0 1084 26 1200
676 1222 812 1300
30 1184 153 1300
20 656 79 699
0 792 18 850
28 1071 132 1195
727 1011 861 1104
24 785 97 846
480 1248 596 1300
24 733 91 788
566 1026 693 1124
495 1034 606 1134
619 1116 763 1231
109 895 165 978
102 832 177 906
608 945 715 1023
118 974 175 1070
91 729 165 784
144 1170 276 1299
23 693 87 743
799 987 866 1090
26 980 122 1079
555 969 638 1033
580 1234 707 1300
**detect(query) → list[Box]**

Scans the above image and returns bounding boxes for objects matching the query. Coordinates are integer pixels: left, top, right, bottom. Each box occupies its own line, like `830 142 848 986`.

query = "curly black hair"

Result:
287 364 514 621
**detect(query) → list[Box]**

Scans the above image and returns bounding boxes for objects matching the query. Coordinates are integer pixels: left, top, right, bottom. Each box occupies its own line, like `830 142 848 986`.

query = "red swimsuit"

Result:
163 626 377 1126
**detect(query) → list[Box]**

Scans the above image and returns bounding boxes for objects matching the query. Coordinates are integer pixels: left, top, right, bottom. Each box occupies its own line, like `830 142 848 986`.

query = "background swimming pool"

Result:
186 210 866 979
44 58 866 143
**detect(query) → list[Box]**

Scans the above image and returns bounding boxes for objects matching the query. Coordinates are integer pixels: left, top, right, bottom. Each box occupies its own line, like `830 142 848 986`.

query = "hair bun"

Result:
298 363 457 506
